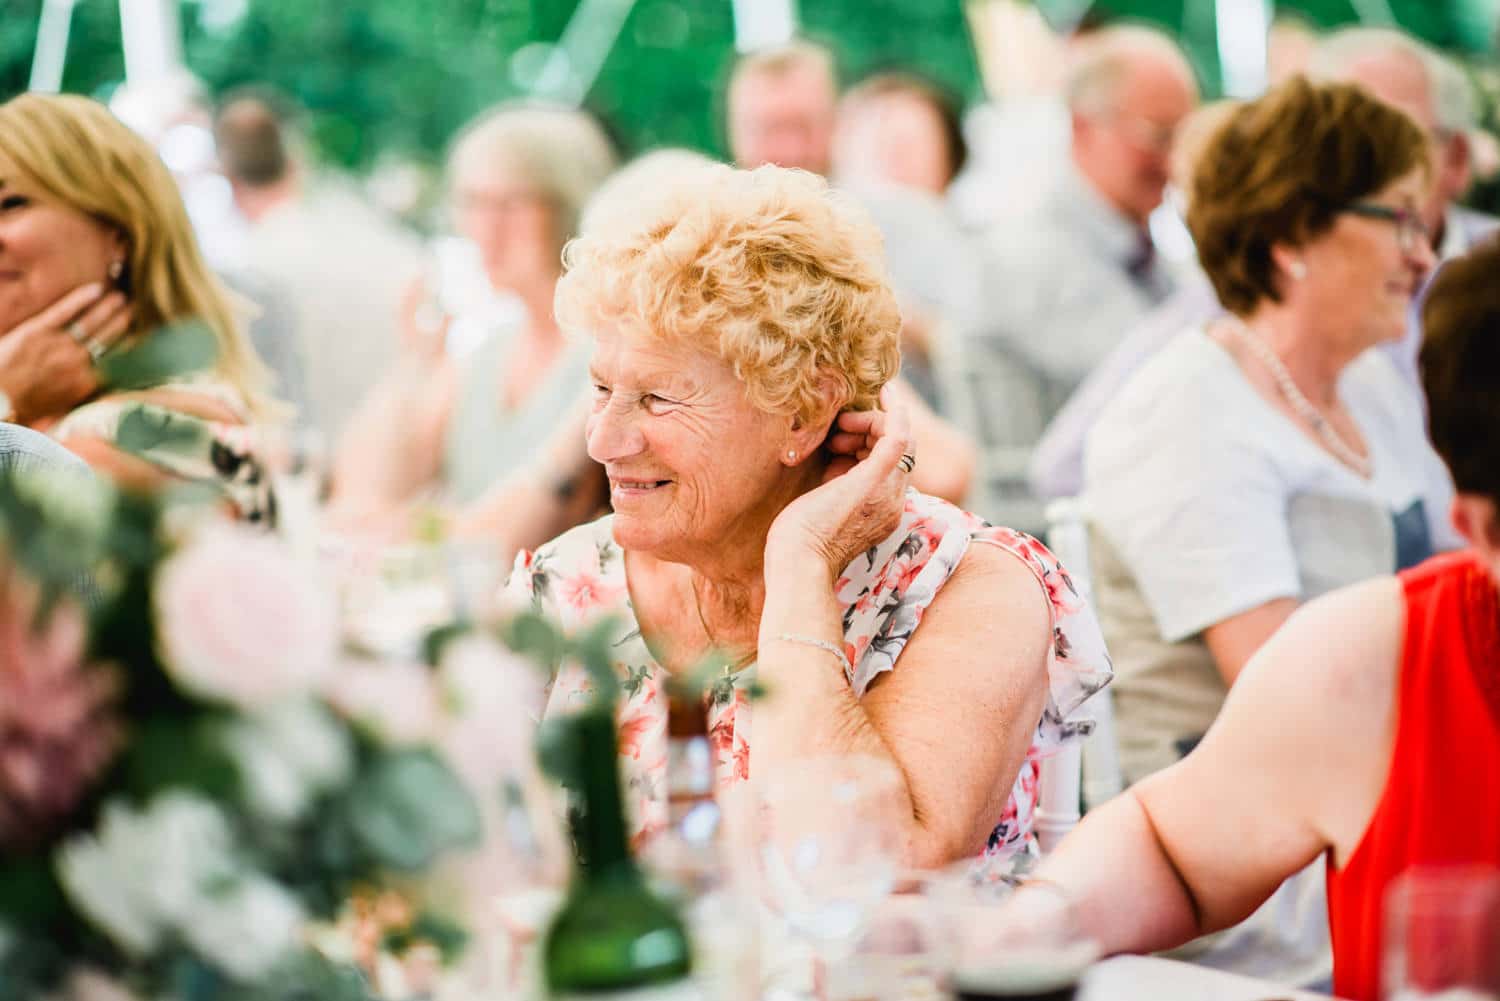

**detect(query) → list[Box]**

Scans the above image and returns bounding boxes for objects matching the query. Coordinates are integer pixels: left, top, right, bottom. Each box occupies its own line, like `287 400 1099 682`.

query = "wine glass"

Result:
924 860 1098 1001
829 889 947 1001
1383 865 1500 1001
757 754 908 1000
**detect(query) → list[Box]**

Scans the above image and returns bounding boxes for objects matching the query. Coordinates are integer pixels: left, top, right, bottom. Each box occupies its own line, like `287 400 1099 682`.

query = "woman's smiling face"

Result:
584 324 793 563
0 163 122 333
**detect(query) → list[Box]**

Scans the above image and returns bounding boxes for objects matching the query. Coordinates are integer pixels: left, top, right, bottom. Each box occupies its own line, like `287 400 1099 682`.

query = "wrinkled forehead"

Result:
588 322 734 388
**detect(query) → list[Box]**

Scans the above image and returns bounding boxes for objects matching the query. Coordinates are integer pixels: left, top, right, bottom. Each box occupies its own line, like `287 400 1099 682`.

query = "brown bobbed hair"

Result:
1421 235 1500 509
1187 76 1430 316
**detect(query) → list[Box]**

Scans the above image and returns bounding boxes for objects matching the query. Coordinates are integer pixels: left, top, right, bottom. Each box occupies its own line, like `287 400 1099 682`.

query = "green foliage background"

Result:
2 0 1495 173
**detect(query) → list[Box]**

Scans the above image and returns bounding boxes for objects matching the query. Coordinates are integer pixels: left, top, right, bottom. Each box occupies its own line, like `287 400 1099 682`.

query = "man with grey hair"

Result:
1310 27 1498 395
955 26 1195 526
977 26 1197 396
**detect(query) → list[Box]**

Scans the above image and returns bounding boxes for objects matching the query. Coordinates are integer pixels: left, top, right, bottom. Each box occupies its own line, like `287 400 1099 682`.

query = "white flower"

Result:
180 875 304 981
153 523 338 709
56 793 231 956
324 659 442 746
54 793 303 977
221 699 354 824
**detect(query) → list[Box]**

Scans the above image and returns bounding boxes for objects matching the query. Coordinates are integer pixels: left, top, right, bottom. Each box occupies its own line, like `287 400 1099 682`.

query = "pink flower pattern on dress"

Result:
505 491 1112 860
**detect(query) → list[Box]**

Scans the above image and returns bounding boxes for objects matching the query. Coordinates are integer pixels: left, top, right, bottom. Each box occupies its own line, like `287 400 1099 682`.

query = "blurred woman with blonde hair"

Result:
332 102 618 523
0 93 280 518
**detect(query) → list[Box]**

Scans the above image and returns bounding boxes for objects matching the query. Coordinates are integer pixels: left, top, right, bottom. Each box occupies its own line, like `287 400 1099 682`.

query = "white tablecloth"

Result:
1081 955 1334 1000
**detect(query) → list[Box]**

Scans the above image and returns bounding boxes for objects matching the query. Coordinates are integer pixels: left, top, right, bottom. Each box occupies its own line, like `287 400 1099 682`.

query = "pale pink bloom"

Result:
325 659 441 745
154 523 337 708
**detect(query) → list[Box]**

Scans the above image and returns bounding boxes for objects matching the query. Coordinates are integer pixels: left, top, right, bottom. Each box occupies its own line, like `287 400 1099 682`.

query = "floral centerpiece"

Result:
0 456 559 1001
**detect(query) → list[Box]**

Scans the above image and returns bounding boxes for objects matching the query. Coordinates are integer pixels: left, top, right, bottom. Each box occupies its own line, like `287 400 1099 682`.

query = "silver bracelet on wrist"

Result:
773 632 850 669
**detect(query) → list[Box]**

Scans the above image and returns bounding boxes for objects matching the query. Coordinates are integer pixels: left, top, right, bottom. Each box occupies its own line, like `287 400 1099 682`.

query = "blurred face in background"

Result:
451 156 561 294
1072 57 1197 226
1336 51 1454 238
834 90 956 196
729 62 837 176
0 162 122 332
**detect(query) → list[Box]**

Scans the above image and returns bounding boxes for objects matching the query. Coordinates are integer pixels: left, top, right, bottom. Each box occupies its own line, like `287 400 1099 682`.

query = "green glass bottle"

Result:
542 710 697 999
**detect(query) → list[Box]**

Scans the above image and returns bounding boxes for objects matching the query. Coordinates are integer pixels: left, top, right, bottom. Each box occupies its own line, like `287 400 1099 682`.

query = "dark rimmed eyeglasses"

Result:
1343 202 1430 254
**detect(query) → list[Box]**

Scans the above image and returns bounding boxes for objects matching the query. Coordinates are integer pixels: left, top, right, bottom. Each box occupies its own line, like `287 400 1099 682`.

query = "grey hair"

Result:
448 102 619 244
1064 25 1197 116
1310 27 1476 134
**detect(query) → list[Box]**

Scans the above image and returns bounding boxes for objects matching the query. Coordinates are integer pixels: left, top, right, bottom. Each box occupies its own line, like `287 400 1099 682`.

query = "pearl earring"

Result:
107 259 123 282
787 450 797 462
1288 259 1308 281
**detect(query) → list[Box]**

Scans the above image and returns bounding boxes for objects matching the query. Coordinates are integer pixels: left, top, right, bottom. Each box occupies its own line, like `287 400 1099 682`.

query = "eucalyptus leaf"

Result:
96 321 219 391
501 611 566 669
345 750 481 871
120 717 242 804
222 950 375 1001
115 405 211 459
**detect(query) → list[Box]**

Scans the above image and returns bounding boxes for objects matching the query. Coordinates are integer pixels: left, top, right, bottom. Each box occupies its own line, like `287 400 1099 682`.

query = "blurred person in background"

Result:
833 72 968 198
1309 28 1500 396
1027 100 1238 501
979 24 1197 400
1268 15 1320 85
832 72 981 411
1083 79 1459 985
1015 236 1500 1001
726 40 837 176
215 90 423 444
1087 78 1456 790
1031 29 1496 504
504 160 1111 862
330 103 617 525
0 94 281 519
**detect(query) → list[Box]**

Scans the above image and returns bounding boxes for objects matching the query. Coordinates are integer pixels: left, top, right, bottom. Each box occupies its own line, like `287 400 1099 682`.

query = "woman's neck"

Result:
512 275 563 344
676 456 833 651
1237 304 1361 409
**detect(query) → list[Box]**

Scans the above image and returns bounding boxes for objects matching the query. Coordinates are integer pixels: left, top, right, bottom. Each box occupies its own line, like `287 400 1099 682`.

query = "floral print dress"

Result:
505 489 1113 861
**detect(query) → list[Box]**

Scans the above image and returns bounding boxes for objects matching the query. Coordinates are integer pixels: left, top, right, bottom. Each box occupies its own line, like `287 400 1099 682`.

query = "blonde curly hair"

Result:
555 163 901 423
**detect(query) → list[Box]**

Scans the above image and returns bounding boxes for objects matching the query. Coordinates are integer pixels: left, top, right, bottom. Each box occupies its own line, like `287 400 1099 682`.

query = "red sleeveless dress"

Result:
1326 551 1500 1000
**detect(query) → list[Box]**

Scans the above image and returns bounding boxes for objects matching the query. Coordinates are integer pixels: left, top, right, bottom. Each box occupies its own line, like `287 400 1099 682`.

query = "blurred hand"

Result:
397 275 450 362
765 387 914 585
0 283 131 425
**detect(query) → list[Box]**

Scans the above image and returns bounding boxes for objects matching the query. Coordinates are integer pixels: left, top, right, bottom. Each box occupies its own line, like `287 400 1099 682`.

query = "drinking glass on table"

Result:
828 889 947 1001
757 754 908 1000
1383 866 1500 1001
924 862 1098 1001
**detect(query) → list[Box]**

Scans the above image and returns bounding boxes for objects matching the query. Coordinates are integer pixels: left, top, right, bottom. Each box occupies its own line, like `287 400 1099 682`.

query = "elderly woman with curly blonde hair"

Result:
506 163 1112 866
0 93 280 518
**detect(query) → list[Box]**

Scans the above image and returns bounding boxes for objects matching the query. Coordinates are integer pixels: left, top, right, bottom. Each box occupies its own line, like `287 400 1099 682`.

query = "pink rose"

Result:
154 523 337 708
324 659 441 745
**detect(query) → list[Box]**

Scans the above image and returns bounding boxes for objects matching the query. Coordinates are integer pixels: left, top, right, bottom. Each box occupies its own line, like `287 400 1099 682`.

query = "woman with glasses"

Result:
1085 77 1460 790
